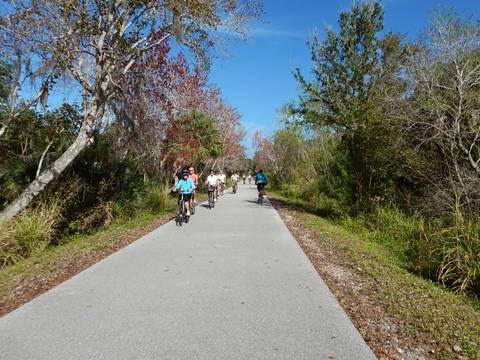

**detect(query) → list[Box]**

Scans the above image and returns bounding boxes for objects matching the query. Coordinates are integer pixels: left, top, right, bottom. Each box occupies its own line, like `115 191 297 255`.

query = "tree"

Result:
292 1 411 209
407 9 480 212
0 0 261 223
163 111 224 170
294 1 384 132
116 42 245 181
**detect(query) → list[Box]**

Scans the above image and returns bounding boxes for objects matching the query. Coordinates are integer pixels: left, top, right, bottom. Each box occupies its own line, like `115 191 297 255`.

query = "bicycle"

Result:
219 182 225 195
257 183 266 205
208 185 216 209
176 193 189 226
258 191 264 205
232 182 238 194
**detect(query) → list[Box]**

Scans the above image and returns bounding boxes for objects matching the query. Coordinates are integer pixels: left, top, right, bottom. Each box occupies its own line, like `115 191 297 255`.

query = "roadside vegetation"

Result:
270 192 480 359
254 2 480 299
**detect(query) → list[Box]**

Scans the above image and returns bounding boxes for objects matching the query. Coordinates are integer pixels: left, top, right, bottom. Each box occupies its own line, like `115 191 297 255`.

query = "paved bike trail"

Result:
0 185 376 360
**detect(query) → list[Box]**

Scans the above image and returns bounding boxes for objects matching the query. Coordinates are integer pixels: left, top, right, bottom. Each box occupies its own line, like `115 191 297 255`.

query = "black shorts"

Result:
208 185 216 192
179 193 192 202
257 183 265 191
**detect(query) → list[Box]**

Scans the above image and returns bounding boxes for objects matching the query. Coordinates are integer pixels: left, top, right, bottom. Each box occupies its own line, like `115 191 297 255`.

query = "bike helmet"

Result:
181 169 189 177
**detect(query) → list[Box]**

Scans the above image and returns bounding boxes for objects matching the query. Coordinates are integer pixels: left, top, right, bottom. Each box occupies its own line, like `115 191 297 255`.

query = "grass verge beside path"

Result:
0 200 181 317
269 192 480 360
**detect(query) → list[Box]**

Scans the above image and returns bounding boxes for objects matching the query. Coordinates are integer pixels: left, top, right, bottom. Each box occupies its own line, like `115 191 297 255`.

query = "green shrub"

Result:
338 215 369 234
312 193 345 218
370 207 480 296
434 210 480 296
369 207 442 275
68 201 115 233
13 201 61 256
0 201 62 265
110 187 146 220
144 185 169 214
373 208 424 256
279 183 304 199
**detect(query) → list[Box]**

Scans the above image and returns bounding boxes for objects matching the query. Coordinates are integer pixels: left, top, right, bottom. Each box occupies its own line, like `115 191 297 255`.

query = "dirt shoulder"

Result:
269 195 479 360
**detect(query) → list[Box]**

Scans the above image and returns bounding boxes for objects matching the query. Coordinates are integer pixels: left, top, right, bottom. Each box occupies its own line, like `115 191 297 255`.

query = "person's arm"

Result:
176 180 183 192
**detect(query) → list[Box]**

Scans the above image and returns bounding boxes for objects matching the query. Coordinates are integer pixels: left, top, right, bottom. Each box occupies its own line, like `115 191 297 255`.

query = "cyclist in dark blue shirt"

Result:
255 169 267 197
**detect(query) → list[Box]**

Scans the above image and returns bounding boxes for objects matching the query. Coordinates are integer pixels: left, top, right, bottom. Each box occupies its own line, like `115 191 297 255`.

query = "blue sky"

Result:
208 0 480 151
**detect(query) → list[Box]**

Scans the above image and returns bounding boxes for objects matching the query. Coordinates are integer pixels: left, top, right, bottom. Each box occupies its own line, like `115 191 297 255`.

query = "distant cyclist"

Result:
255 169 267 197
247 174 252 184
206 169 219 201
232 173 240 184
174 170 194 216
218 170 226 195
188 166 199 205
242 174 246 184
231 172 240 193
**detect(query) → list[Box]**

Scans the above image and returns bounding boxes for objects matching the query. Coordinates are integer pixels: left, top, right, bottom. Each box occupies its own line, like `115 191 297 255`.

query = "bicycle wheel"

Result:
182 201 189 223
191 201 196 215
258 193 263 205
176 202 183 226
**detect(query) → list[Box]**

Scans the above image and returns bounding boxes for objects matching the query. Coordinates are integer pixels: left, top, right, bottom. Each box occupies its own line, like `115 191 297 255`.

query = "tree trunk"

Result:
0 111 98 224
0 124 8 138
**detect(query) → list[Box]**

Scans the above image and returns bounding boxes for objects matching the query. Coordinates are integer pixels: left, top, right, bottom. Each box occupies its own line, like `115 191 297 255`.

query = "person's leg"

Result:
184 194 192 215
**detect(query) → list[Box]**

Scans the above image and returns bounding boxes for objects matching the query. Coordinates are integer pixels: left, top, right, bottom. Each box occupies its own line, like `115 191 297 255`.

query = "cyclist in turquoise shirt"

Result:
175 170 195 216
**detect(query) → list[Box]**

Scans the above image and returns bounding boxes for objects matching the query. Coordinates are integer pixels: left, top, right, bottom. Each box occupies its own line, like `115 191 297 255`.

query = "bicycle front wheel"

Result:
176 204 184 226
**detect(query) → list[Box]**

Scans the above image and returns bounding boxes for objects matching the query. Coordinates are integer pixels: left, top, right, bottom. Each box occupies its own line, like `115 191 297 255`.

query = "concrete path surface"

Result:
0 184 376 360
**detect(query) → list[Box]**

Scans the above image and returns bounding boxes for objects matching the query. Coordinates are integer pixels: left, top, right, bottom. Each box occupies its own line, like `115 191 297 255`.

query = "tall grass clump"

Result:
0 201 62 265
0 222 22 265
373 208 428 265
369 206 480 296
13 201 62 256
434 209 480 296
144 185 169 214
279 183 304 199
311 193 345 218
